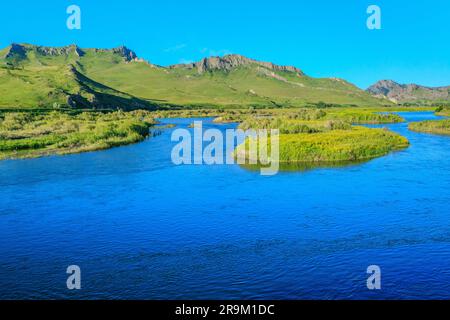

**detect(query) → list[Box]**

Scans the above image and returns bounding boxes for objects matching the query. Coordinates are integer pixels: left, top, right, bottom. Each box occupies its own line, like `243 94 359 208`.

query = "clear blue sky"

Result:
1 0 449 88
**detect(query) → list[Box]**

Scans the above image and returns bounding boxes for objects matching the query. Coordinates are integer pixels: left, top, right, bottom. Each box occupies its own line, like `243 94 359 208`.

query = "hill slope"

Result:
0 44 155 110
0 43 389 110
367 80 450 105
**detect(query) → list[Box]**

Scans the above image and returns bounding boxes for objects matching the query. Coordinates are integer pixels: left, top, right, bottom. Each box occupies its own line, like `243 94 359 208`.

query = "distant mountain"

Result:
367 80 450 104
0 43 388 110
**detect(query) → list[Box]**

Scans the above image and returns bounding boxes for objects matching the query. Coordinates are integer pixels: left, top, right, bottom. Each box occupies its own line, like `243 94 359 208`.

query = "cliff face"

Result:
110 46 137 62
3 44 138 62
36 44 85 57
170 54 305 75
367 80 450 103
3 43 28 60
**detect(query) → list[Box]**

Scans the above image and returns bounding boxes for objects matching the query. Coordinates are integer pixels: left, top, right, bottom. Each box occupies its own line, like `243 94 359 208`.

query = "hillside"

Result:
0 43 389 110
0 44 155 110
367 80 450 105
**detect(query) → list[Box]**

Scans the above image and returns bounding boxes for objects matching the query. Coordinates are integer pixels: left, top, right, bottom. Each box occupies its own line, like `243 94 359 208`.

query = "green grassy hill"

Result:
0 43 390 110
0 44 155 110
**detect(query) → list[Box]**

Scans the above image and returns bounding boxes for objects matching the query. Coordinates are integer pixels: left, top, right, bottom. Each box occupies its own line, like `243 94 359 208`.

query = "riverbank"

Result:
0 106 439 162
0 110 156 160
409 119 450 136
437 107 450 116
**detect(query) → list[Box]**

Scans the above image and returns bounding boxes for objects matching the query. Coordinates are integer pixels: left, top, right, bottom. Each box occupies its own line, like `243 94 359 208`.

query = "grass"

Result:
436 107 450 116
0 43 391 110
157 107 409 167
323 110 404 124
409 119 450 135
230 108 405 128
236 126 409 163
278 127 408 162
0 105 415 164
0 43 433 166
239 118 352 134
233 107 409 165
85 64 388 108
0 110 156 160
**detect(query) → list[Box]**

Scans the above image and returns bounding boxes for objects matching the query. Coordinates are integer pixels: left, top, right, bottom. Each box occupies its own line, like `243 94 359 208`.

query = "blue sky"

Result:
1 0 449 88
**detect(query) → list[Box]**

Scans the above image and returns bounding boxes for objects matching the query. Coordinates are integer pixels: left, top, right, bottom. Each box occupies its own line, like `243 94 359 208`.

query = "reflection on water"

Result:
240 159 369 172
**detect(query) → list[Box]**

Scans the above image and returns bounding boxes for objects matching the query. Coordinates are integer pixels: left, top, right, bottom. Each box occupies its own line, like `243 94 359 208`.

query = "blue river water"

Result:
1 111 450 300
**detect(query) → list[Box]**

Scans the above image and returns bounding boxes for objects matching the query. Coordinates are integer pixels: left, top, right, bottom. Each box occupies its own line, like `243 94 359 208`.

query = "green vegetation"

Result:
436 107 450 116
0 54 155 110
234 108 409 165
0 43 390 110
153 106 433 120
410 106 450 135
409 119 450 135
228 108 405 126
0 106 409 161
236 126 409 164
0 43 422 165
239 119 352 134
0 110 155 160
277 127 408 162
323 110 404 124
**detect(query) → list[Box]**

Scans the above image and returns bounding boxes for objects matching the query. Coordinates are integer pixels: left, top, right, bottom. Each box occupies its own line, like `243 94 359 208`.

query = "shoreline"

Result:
0 108 442 165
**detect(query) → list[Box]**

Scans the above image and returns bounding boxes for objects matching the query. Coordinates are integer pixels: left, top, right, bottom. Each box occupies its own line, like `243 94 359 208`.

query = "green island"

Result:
227 108 409 165
236 127 409 163
409 119 450 136
407 106 450 136
234 112 409 164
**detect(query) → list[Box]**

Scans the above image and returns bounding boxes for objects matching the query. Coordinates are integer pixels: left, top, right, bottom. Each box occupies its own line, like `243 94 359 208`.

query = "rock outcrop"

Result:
4 43 27 59
35 44 85 57
367 80 450 103
3 43 141 62
111 46 137 62
170 54 305 75
4 43 85 60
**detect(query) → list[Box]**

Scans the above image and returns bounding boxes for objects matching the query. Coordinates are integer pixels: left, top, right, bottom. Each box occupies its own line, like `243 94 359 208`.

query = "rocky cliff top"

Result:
4 43 85 58
170 54 305 75
110 46 137 61
4 43 27 59
3 43 140 61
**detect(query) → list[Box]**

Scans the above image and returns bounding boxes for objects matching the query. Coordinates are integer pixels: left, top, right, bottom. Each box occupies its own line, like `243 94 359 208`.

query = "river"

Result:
0 112 449 299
